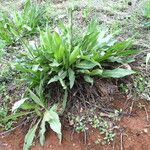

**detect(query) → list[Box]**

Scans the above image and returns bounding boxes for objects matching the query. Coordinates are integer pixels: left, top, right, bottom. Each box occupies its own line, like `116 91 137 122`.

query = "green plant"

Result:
11 86 62 150
0 0 45 45
108 109 122 121
12 8 137 150
0 13 14 44
72 115 88 133
11 0 45 38
91 115 115 144
70 114 116 144
16 16 136 89
143 1 150 27
0 104 14 130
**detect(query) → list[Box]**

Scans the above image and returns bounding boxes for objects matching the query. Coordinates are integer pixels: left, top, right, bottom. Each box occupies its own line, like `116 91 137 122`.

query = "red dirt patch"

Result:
0 99 150 150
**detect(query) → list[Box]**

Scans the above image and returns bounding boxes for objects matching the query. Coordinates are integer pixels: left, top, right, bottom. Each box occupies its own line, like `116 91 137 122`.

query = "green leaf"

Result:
78 69 103 76
108 57 135 63
69 46 80 65
54 44 64 63
68 68 75 89
84 75 93 85
116 50 138 56
58 70 67 79
1 112 32 123
39 112 47 146
12 98 29 112
76 60 99 69
89 69 103 76
20 102 40 110
102 68 136 78
49 60 60 67
59 78 67 89
99 40 133 61
23 24 32 31
32 64 40 71
111 40 133 52
39 108 62 144
48 76 59 84
48 109 62 143
28 89 45 108
23 120 40 150
48 71 67 88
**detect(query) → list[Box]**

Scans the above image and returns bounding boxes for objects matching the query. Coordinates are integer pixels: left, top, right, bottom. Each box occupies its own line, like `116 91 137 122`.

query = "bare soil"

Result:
0 98 150 150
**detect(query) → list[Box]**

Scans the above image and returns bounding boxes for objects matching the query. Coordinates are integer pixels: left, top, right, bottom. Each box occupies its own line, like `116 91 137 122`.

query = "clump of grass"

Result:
11 0 45 37
0 7 138 150
0 0 45 45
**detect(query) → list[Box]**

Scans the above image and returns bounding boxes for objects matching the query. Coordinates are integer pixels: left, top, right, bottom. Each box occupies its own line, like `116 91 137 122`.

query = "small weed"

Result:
70 112 118 144
120 83 129 93
73 116 88 133
134 74 150 100
121 72 150 100
0 103 14 130
108 109 122 122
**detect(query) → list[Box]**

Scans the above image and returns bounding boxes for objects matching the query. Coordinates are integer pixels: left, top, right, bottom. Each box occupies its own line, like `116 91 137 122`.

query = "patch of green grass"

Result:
0 0 46 45
11 0 46 37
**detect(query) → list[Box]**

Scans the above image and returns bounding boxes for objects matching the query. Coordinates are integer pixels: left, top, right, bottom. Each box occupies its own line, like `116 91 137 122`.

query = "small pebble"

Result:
143 128 148 134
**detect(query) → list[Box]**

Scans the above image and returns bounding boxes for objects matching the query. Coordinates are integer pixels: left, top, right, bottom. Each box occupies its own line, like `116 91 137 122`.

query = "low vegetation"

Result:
0 0 149 150
0 0 45 46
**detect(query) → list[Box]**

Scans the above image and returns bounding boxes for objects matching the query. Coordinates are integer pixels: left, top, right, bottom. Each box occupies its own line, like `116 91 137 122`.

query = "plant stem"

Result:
69 8 73 52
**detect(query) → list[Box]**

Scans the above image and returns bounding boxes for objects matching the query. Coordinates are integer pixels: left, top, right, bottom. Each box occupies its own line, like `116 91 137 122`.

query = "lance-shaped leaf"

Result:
68 68 75 89
102 68 136 78
12 98 29 112
23 119 40 150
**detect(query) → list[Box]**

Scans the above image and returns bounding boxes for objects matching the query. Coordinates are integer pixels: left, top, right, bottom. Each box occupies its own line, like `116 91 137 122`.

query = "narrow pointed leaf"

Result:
84 75 93 85
39 113 47 146
23 120 40 150
1 112 32 123
68 68 75 89
102 68 136 78
12 98 29 112
69 46 80 65
28 89 45 108
48 76 59 84
76 60 99 69
48 109 62 143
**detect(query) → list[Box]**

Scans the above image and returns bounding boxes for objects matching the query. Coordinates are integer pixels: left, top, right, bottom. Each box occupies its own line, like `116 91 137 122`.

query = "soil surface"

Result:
0 98 150 150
